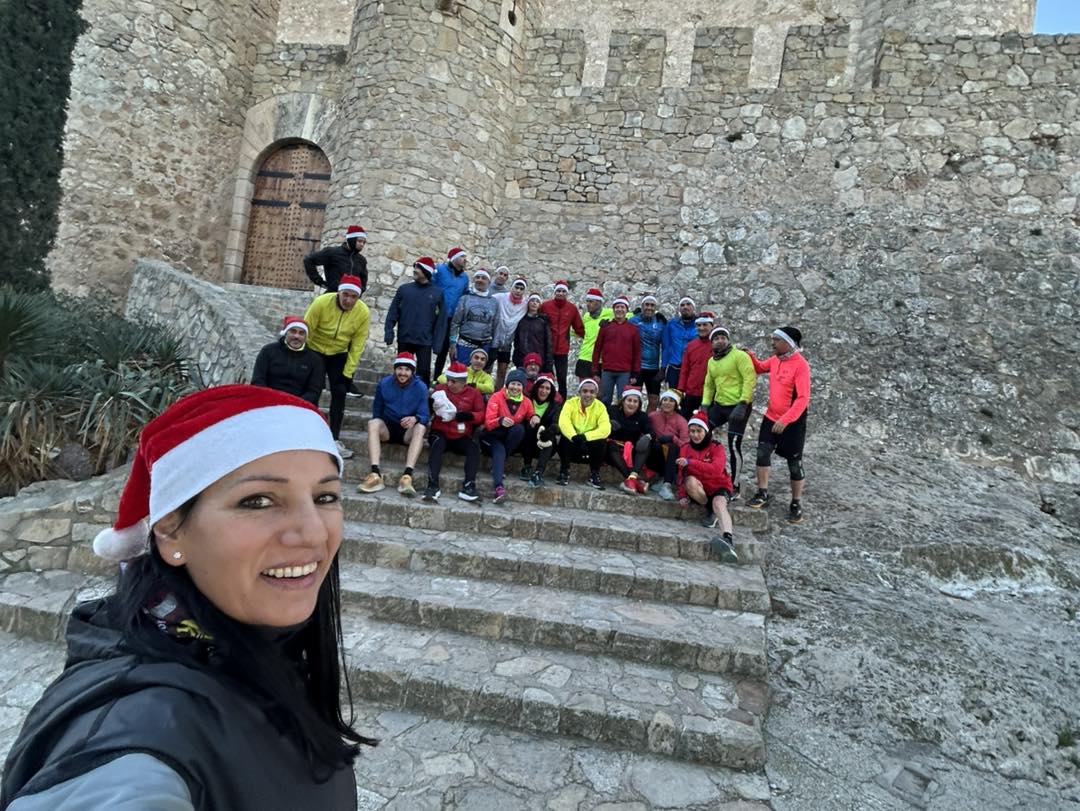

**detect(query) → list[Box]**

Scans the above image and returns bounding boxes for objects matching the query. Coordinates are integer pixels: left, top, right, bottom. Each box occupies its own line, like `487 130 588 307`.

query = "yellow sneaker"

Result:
397 474 416 497
358 472 385 493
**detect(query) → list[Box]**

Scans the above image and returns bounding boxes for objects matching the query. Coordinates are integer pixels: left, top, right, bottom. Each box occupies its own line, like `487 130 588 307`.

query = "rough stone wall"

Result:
881 0 1036 36
779 24 850 89
223 282 319 334
276 0 354 44
690 28 753 89
49 0 279 301
125 261 273 386
251 42 348 101
489 30 1080 483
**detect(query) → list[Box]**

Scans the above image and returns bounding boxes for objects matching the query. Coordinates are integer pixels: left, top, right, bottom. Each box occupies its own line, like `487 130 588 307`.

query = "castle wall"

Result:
880 0 1036 36
49 0 280 301
251 43 348 100
276 0 354 44
489 29 1080 483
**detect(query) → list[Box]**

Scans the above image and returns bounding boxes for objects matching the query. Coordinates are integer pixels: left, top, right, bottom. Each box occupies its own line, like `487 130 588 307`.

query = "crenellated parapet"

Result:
605 30 667 88
690 27 753 89
778 24 850 89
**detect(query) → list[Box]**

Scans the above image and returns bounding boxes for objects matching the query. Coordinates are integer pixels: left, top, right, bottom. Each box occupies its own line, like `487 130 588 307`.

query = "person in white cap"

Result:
630 294 666 412
359 352 429 497
662 296 698 390
435 346 495 396
491 265 511 294
491 275 530 390
647 388 689 501
303 224 368 293
2 385 374 809
592 295 641 405
449 267 498 365
251 316 325 406
700 325 757 500
556 377 611 489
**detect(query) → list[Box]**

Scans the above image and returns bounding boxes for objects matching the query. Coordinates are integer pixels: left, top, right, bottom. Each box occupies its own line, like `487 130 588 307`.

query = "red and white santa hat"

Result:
640 294 658 306
473 268 491 280
445 361 469 379
695 311 715 325
345 225 367 241
534 374 557 391
688 410 711 431
414 257 436 278
578 377 599 391
612 296 630 310
448 246 466 264
338 275 363 295
710 325 731 339
280 316 309 336
679 296 696 307
585 288 604 302
620 386 643 402
93 385 341 561
393 352 417 369
553 280 570 293
511 276 528 289
527 293 542 304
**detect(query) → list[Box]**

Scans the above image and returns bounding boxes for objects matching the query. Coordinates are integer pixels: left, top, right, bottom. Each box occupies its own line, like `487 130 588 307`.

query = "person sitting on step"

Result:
647 389 690 502
480 369 535 504
424 362 484 503
250 316 325 406
555 377 611 490
677 410 737 563
520 352 544 397
519 373 562 488
605 386 653 495
358 352 429 497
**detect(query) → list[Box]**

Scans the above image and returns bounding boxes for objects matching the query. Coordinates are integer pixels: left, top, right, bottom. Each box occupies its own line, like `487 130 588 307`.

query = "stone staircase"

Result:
0 357 775 794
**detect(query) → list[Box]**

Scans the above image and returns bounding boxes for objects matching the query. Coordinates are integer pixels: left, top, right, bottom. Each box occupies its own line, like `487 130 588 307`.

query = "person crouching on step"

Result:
677 410 738 563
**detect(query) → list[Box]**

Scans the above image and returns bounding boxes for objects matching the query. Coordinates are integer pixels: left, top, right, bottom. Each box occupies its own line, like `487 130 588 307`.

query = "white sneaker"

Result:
335 440 354 460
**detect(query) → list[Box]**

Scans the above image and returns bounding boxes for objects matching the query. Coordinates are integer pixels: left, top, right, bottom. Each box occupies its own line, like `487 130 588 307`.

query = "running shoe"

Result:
657 482 676 502
556 470 570 486
787 500 804 524
335 440 354 460
588 472 605 490
529 470 545 488
397 474 416 497
620 477 638 495
493 485 508 504
518 465 533 482
747 490 771 510
422 484 440 502
709 534 739 564
729 483 741 502
700 512 718 528
634 478 648 495
458 482 479 502
345 380 363 399
358 472 384 493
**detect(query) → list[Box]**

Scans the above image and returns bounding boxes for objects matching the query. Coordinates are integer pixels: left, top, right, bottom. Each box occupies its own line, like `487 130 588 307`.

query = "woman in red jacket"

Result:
481 369 535 504
678 411 737 562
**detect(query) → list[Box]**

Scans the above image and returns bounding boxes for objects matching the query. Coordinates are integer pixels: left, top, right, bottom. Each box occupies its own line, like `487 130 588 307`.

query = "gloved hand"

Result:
658 434 673 444
729 402 748 427
572 433 587 450
536 425 553 449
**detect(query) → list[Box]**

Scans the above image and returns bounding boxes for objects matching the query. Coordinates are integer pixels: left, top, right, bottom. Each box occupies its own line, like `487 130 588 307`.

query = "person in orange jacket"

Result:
745 326 811 524
481 369 535 504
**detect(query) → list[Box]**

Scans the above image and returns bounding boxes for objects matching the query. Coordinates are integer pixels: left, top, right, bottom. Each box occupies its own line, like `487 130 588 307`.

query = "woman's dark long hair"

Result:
111 513 376 779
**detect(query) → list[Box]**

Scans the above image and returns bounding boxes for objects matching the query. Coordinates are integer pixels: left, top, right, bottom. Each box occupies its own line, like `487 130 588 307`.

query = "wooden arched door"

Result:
241 142 331 289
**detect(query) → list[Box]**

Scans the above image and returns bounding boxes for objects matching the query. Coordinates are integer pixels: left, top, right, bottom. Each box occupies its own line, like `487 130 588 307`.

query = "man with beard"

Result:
449 267 497 365
700 325 756 499
251 316 324 406
359 352 429 498
592 295 641 406
630 294 666 412
662 297 698 390
575 288 613 382
302 224 368 293
384 257 444 386
432 246 471 377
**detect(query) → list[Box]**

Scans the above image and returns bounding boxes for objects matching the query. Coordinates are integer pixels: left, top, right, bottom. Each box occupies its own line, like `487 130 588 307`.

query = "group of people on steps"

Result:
252 228 812 561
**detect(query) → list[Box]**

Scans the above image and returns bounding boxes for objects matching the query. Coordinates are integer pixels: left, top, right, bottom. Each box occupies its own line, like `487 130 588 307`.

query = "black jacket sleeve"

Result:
303 248 330 288
251 345 272 387
541 316 553 371
302 351 325 405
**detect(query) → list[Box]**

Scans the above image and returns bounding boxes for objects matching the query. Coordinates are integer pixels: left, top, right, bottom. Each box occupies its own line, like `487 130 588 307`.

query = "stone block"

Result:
16 519 71 545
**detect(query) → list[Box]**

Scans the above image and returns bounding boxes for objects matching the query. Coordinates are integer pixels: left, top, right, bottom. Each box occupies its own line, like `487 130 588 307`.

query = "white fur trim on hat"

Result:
585 293 603 302
578 378 599 391
527 293 542 303
640 295 658 305
773 328 798 349
93 520 150 561
659 389 681 404
688 415 709 431
280 322 309 337
338 281 362 296
474 269 490 279
612 297 630 309
553 282 569 292
695 314 715 324
710 326 730 339
679 297 695 307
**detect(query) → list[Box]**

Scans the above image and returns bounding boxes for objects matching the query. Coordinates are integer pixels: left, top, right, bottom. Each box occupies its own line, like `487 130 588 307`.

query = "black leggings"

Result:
432 332 451 382
553 355 569 399
427 434 479 487
399 342 433 387
319 351 349 439
605 436 651 477
646 441 680 484
557 437 606 474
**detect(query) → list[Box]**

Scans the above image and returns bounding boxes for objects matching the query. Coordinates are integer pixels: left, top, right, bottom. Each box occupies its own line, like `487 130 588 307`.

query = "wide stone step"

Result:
343 490 767 565
338 562 767 678
341 522 771 613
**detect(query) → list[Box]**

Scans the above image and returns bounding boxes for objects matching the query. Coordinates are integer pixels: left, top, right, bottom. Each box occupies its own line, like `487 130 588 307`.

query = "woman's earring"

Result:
172 551 183 560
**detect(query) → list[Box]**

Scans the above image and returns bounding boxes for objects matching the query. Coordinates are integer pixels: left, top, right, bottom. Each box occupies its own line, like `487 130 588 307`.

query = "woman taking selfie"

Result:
1 385 374 810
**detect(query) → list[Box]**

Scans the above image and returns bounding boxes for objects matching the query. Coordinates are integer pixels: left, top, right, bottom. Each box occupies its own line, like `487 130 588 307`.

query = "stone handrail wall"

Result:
125 260 273 386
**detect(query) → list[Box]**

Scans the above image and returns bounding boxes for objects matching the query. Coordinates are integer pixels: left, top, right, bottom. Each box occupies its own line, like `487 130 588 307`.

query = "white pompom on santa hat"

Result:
93 385 342 562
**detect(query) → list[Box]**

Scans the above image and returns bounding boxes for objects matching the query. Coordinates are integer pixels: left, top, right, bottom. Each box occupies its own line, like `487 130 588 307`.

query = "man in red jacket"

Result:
676 311 714 418
745 326 811 524
592 296 641 406
426 362 486 503
539 280 585 399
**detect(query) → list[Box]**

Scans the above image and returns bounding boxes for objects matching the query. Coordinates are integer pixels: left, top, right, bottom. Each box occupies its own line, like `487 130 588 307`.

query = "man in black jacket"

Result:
250 316 325 405
384 257 444 386
302 224 368 293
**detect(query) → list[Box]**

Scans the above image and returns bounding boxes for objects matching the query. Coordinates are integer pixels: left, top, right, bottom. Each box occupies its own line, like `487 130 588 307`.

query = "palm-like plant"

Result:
0 287 64 376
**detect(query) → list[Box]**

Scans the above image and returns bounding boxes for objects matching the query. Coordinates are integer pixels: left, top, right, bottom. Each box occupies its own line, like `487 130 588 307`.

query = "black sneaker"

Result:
709 534 739 564
457 482 479 502
588 472 605 490
345 380 363 398
747 490 771 509
729 483 741 502
518 464 533 482
422 484 441 502
529 470 545 488
700 512 718 528
787 501 804 524
556 470 570 486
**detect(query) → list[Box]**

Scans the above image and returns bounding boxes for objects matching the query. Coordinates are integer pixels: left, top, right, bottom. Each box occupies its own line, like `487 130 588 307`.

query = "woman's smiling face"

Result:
155 450 343 627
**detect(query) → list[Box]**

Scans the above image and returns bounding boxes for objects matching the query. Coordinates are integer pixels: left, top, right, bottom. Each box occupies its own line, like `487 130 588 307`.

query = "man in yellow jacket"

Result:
700 325 756 498
303 274 370 457
556 377 611 489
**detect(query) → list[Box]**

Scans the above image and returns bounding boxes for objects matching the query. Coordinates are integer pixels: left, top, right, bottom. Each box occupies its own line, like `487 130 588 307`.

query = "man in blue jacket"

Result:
359 352 430 497
662 297 698 390
385 257 444 386
630 294 666 412
432 246 470 379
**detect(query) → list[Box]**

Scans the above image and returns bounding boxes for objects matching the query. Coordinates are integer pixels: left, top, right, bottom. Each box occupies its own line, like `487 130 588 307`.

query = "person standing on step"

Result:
251 316 325 406
481 369 535 504
592 295 641 406
358 352 429 498
303 224 368 294
556 377 611 489
303 275 370 459
425 361 484 503
512 294 552 372
630 294 666 412
448 267 497 366
519 373 562 487
539 280 585 399
574 288 613 383
605 386 653 495
700 325 757 500
384 257 444 387
648 389 690 501
432 247 471 378
663 297 698 392
677 310 715 418
491 276 530 390
490 265 510 295
745 326 811 524
678 410 738 563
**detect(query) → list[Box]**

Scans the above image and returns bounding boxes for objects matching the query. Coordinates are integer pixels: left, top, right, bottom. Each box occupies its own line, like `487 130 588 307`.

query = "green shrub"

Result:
0 286 196 494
